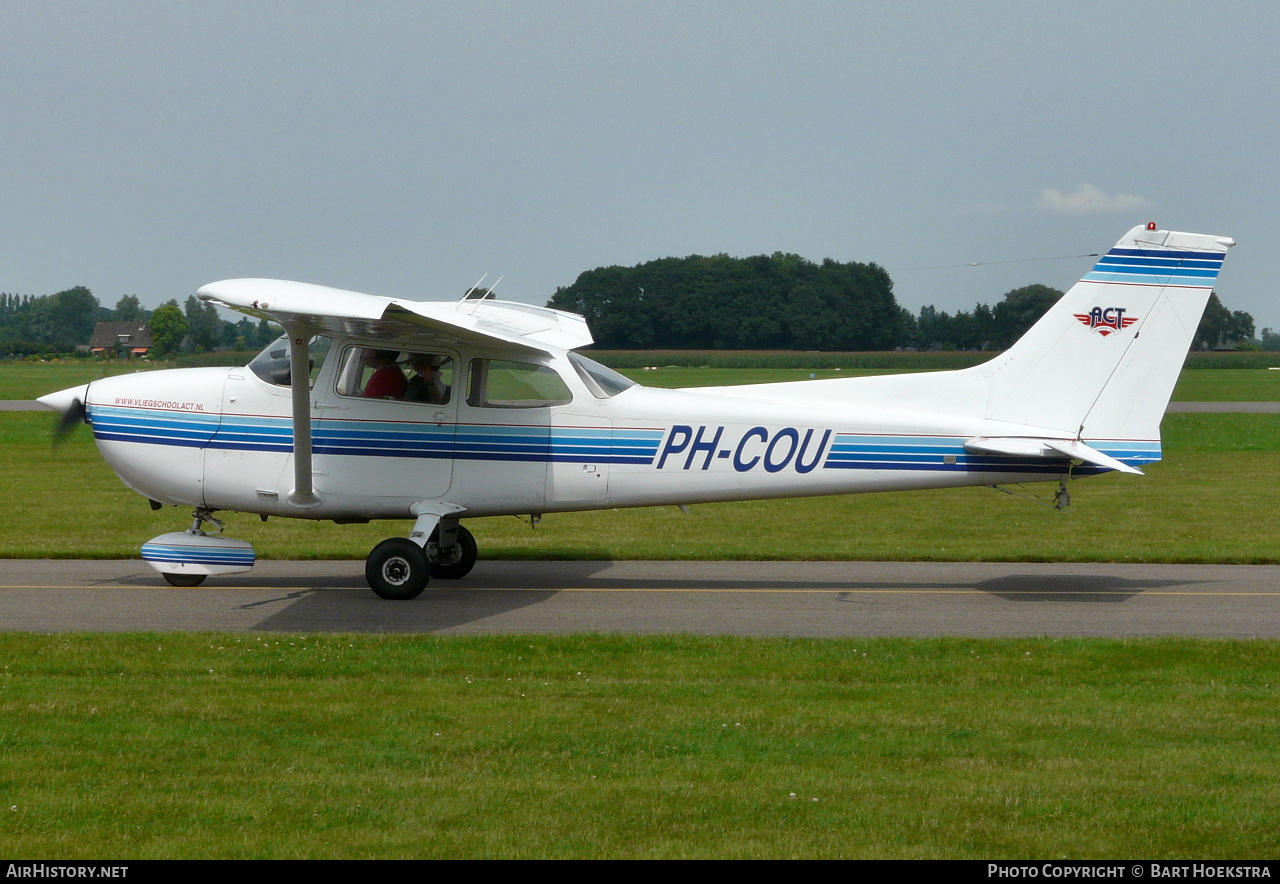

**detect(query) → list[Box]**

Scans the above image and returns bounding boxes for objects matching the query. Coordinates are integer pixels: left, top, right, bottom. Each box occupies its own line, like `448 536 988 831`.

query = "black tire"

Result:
366 538 429 600
430 524 477 579
163 572 207 587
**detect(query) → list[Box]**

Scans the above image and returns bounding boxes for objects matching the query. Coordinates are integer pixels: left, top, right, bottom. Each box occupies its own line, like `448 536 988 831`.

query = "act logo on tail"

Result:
1074 306 1139 336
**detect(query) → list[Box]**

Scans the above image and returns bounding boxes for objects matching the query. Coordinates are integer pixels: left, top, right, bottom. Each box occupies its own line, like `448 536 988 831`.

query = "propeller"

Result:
36 384 90 445
52 396 87 443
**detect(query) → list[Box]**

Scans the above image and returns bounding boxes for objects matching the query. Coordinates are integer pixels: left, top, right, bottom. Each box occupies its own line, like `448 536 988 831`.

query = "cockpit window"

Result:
333 346 454 403
248 334 330 387
568 351 636 398
466 359 572 408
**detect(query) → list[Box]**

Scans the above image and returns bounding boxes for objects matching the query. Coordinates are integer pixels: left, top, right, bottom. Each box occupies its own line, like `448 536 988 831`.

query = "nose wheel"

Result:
163 573 207 587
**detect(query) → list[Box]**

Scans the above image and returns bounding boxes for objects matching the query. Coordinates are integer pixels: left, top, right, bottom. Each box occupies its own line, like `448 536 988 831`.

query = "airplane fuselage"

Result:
81 342 1111 524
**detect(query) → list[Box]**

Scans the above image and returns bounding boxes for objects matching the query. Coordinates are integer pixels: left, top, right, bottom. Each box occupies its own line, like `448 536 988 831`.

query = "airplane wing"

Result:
197 278 593 354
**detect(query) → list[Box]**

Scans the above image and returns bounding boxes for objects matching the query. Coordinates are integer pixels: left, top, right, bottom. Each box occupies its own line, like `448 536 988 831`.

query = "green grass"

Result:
622 365 1280 398
3 412 1278 562
1171 369 1280 401
0 362 164 400
11 360 1276 400
591 349 1280 371
5 358 1279 859
0 634 1276 858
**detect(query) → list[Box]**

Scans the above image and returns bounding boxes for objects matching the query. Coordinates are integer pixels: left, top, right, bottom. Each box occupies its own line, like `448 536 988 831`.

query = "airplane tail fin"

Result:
967 224 1234 464
703 223 1234 474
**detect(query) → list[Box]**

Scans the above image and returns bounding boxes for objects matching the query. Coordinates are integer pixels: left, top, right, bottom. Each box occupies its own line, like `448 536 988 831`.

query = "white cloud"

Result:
1036 183 1150 214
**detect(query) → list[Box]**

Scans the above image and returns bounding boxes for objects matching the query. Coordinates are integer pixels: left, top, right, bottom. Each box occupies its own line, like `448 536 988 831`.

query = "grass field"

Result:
4 362 1278 859
1 633 1276 859
7 359 1280 400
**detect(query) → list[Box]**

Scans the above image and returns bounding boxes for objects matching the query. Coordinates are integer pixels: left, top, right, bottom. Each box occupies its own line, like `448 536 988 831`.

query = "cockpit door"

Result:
310 344 459 512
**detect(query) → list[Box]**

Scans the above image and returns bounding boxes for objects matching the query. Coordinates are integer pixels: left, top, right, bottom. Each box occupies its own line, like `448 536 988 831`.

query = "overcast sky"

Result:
3 1 1278 333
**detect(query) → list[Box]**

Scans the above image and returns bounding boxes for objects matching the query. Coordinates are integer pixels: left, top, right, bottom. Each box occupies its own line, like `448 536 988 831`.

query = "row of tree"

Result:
910 289 1259 352
0 290 279 357
548 254 1262 352
548 253 905 351
0 263 1267 358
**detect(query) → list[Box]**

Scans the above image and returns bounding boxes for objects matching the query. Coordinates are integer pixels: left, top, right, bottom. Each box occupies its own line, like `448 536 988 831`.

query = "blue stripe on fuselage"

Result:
90 407 1156 475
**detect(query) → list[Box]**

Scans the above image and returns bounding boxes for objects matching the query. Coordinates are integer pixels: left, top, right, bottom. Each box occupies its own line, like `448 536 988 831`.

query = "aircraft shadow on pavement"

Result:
107 562 1215 633
975 574 1208 603
112 569 563 633
249 587 561 633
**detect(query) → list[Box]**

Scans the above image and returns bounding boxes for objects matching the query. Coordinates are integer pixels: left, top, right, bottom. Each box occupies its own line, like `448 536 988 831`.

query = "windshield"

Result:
568 351 636 399
248 334 330 387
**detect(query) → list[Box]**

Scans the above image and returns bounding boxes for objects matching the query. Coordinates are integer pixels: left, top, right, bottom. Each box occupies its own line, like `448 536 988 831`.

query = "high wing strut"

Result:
285 324 321 508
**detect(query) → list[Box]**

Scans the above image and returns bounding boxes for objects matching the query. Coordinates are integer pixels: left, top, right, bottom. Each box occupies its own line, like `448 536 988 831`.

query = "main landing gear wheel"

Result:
366 538 430 600
430 524 477 580
163 573 207 587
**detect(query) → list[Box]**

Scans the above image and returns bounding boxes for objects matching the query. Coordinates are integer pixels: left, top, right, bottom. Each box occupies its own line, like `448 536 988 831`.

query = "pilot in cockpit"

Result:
361 349 407 399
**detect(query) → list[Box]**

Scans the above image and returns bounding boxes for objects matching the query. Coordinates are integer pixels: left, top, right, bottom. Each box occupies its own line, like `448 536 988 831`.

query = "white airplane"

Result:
39 223 1234 598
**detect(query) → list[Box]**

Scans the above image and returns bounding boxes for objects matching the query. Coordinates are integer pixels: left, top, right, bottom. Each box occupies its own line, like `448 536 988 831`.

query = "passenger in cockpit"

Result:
406 354 449 404
362 349 407 399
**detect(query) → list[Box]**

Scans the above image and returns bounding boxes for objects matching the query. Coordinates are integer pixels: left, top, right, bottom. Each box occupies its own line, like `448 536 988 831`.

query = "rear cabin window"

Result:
466 359 572 408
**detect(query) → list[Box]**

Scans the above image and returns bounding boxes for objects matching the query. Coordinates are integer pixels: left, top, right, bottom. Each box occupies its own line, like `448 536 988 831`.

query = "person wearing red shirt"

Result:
362 349 407 399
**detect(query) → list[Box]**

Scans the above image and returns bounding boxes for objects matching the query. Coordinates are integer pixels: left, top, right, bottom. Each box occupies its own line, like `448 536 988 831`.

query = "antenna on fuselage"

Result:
460 274 489 301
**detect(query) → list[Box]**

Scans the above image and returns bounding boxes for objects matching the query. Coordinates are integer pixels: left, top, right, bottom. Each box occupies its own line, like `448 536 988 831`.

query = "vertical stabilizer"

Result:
971 224 1234 451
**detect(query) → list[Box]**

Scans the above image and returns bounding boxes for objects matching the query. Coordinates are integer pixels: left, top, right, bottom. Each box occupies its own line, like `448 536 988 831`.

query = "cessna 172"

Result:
39 223 1234 599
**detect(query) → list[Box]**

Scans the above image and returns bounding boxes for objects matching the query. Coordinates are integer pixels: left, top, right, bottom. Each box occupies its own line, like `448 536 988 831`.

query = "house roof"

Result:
89 321 153 350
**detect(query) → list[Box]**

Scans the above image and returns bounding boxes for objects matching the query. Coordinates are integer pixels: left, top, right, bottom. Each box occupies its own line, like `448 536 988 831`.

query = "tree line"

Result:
548 253 1266 352
0 290 278 358
548 253 906 351
1 263 1268 359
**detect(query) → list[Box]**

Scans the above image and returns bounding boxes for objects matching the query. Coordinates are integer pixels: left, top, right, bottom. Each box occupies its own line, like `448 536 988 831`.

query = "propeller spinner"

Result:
37 384 90 443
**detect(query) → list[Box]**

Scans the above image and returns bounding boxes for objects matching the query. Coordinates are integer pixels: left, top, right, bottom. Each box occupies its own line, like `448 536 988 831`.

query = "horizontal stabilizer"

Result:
963 437 1143 475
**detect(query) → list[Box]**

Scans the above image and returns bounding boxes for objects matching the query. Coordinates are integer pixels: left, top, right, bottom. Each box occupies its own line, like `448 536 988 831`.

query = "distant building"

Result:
89 322 153 358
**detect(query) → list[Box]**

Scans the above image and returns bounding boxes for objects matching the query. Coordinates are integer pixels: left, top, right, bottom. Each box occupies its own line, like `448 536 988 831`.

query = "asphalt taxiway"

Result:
1 559 1277 638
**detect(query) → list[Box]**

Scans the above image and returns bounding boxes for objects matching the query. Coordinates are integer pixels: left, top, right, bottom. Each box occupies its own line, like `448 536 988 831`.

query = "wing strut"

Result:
286 326 321 508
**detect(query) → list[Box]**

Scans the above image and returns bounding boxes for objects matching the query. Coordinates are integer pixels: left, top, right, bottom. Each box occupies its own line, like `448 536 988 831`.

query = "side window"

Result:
466 359 572 408
334 346 454 403
248 335 331 388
